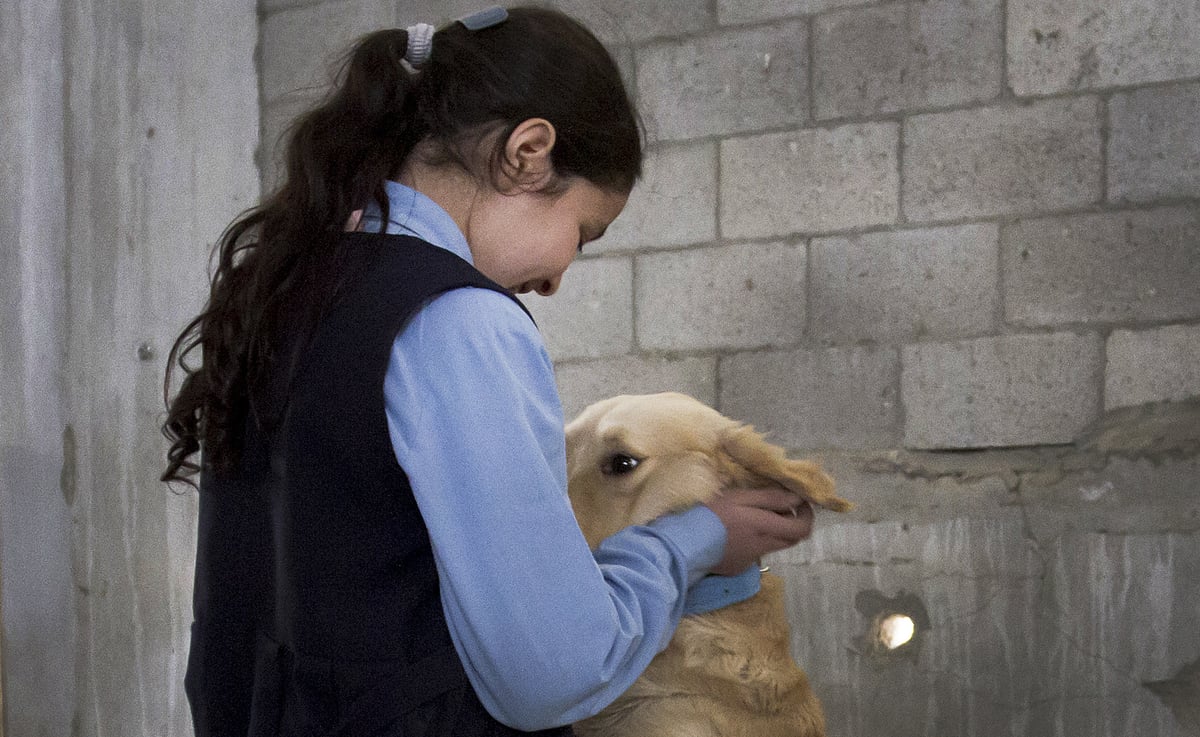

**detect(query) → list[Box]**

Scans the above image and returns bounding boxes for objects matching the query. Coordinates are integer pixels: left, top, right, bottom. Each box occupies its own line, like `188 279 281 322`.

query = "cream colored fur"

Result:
565 392 851 737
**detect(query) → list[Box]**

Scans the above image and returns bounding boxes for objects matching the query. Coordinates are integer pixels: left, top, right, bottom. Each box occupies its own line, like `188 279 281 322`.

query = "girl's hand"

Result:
704 488 814 576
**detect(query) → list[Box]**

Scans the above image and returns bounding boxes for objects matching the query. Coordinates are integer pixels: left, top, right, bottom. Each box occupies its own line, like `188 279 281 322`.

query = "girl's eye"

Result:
602 453 640 476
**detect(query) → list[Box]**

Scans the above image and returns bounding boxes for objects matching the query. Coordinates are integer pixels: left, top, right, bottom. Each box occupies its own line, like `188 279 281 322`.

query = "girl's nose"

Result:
515 277 561 296
534 278 560 296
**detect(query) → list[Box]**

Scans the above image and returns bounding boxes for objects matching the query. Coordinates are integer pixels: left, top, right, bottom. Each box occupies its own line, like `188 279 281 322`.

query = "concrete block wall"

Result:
258 1 1200 735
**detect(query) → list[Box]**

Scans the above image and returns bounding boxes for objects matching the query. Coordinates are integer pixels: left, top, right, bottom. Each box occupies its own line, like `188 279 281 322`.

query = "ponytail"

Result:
162 29 421 485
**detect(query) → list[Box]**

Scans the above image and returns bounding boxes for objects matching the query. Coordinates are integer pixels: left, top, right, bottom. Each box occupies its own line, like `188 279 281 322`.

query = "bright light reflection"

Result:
878 613 915 650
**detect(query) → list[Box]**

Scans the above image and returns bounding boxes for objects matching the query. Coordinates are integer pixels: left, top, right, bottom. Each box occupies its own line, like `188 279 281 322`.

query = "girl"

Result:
162 6 815 736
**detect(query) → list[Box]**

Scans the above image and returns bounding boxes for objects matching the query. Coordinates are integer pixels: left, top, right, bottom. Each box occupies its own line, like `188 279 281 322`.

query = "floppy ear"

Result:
719 425 853 513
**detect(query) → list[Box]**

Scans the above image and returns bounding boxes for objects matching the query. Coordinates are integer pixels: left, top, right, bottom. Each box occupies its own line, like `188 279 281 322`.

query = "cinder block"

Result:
261 0 395 103
598 142 717 253
1106 324 1200 409
555 355 718 422
796 452 1015 527
810 224 999 344
548 0 712 46
718 0 862 25
813 0 1002 119
1008 0 1200 96
1109 82 1200 204
260 0 311 12
1003 206 1200 326
901 333 1103 449
635 21 808 142
903 98 1103 222
720 345 900 449
635 242 806 352
721 124 899 238
524 257 633 361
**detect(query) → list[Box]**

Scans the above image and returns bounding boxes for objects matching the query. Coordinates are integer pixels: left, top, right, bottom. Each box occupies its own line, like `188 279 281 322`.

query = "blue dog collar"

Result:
683 564 762 616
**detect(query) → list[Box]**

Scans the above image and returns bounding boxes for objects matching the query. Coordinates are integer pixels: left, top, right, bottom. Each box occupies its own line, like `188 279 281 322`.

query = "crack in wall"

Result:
1145 658 1200 735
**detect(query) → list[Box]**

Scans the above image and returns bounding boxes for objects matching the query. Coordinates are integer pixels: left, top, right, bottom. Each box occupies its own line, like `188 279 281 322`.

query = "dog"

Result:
564 392 852 737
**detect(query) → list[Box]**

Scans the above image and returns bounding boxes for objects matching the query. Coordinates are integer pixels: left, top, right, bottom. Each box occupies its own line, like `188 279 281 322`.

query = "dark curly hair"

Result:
161 6 643 486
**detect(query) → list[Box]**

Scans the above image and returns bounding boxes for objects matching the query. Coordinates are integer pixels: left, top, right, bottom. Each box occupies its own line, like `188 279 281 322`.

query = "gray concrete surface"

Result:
1 0 257 734
3 0 1198 734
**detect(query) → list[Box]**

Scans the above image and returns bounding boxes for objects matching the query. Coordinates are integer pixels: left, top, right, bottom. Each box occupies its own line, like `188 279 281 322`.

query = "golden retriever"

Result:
564 392 852 737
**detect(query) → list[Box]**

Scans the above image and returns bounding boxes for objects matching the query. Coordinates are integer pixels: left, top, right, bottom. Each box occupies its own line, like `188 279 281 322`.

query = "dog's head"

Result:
565 392 852 548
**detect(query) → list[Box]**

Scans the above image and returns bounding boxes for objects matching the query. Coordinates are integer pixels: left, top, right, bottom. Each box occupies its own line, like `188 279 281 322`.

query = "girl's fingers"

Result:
706 489 818 575
721 486 803 514
748 501 813 545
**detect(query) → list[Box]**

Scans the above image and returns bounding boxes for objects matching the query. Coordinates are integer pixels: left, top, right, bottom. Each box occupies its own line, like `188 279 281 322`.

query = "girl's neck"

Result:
394 156 480 239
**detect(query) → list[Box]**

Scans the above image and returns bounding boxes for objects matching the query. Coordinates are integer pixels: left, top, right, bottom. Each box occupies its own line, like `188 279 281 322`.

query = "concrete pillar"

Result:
0 0 258 734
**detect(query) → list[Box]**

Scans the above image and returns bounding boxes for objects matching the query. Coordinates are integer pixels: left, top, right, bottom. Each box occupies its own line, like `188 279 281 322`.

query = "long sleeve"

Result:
383 286 725 731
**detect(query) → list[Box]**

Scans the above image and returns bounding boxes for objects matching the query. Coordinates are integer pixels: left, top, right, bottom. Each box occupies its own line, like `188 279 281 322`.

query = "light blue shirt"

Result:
362 181 727 730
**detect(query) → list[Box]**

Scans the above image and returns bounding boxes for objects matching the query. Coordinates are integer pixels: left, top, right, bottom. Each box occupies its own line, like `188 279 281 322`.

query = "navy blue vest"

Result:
186 232 573 737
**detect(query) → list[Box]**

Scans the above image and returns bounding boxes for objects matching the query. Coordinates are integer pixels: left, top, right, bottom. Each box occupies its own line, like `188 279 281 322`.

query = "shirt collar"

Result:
360 180 475 265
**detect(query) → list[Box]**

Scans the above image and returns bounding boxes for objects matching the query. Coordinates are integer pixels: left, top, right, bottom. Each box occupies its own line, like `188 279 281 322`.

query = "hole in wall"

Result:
877 612 916 650
853 589 930 661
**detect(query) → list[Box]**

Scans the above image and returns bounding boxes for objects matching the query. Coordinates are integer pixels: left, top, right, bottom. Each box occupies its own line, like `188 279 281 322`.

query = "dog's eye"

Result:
602 453 641 476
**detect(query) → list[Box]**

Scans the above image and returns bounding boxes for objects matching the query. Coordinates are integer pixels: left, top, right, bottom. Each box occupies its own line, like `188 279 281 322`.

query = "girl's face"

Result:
464 177 628 296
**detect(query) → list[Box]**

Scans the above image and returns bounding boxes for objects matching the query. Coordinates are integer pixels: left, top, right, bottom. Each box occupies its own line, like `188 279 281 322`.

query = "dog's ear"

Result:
719 425 853 512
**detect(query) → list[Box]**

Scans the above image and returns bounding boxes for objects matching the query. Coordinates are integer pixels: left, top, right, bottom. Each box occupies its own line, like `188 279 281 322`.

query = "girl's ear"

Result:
501 118 557 190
